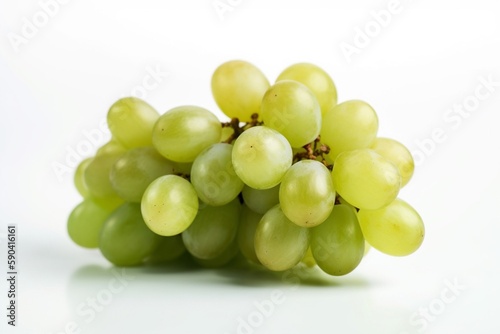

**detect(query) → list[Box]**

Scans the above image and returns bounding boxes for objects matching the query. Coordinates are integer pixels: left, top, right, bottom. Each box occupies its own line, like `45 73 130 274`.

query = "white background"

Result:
1 0 500 333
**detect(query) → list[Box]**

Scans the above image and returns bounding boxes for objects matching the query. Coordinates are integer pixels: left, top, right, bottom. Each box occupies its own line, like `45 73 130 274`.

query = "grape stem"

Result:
293 136 333 171
221 113 263 144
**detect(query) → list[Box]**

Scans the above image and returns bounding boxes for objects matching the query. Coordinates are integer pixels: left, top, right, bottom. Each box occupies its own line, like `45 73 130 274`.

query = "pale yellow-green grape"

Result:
254 205 309 271
146 234 186 264
321 100 379 160
280 160 335 227
301 247 316 268
232 126 292 189
276 63 337 116
311 204 365 276
337 196 358 213
237 205 263 264
332 149 401 210
74 157 92 197
358 198 424 256
152 106 221 162
84 150 124 200
99 202 162 266
110 147 176 202
67 198 114 248
241 184 280 214
191 143 244 206
211 60 270 121
91 195 124 212
364 240 372 256
261 80 321 148
193 237 240 268
95 137 126 157
107 97 159 148
182 199 240 260
371 137 415 187
220 126 234 143
141 175 199 236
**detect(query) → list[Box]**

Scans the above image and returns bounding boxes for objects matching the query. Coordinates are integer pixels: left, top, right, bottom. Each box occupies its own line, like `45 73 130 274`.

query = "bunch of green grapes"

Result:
68 60 424 277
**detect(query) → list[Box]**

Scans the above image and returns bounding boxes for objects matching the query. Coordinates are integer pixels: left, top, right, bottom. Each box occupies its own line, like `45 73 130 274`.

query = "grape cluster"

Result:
68 60 424 275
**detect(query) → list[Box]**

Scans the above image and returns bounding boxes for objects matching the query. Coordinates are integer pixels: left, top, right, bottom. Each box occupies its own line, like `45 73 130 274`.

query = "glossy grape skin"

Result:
321 100 379 161
107 97 159 148
241 184 280 214
146 234 186 264
141 175 199 236
279 160 335 227
211 60 270 121
276 63 337 116
152 105 221 163
182 199 240 260
84 151 124 201
191 143 244 206
110 147 176 202
96 137 126 157
358 199 424 256
237 205 263 264
99 202 162 266
74 157 92 197
254 205 309 271
371 137 415 187
301 247 316 268
332 149 401 210
193 238 240 268
67 198 114 248
232 126 292 189
311 204 365 276
261 80 321 148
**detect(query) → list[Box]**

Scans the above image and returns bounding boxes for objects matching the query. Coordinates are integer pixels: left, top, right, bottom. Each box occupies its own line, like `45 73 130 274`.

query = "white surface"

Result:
1 0 500 333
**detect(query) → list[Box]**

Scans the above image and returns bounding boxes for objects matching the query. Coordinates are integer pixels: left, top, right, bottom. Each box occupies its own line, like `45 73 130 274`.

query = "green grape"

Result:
84 151 124 200
220 126 235 143
276 63 337 116
211 60 270 121
371 137 415 187
91 195 124 212
254 204 309 271
280 160 335 227
237 205 262 264
261 80 321 148
96 138 126 157
332 149 401 210
311 204 365 276
321 100 379 161
191 143 244 206
357 198 424 256
67 198 114 248
107 97 159 148
74 157 92 197
110 147 176 202
182 199 240 260
301 247 316 268
241 184 279 214
193 237 240 268
364 240 372 256
146 234 186 264
99 202 162 266
152 105 221 163
232 126 292 189
141 175 199 236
